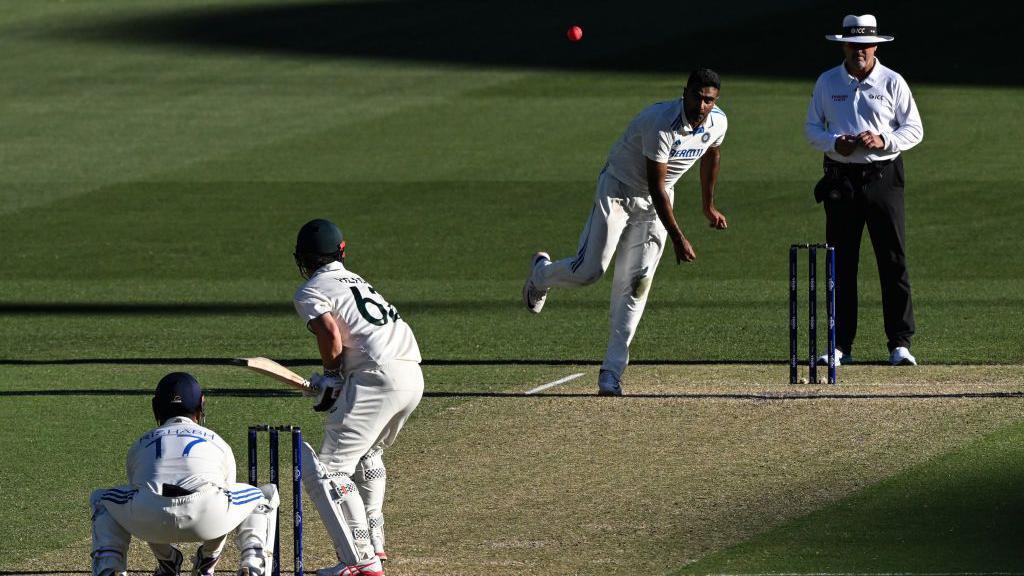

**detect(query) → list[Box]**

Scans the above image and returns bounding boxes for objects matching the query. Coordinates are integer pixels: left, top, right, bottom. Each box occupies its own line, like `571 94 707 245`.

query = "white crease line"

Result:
525 372 585 395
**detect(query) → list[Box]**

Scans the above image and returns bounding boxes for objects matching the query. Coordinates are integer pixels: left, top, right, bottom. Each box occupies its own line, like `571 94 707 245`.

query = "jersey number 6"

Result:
351 286 401 326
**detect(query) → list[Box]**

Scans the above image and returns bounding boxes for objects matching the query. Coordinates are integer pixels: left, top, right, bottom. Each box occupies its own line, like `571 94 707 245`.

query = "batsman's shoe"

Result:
522 251 551 314
817 349 851 367
316 556 385 576
153 548 183 576
597 369 622 396
890 346 917 366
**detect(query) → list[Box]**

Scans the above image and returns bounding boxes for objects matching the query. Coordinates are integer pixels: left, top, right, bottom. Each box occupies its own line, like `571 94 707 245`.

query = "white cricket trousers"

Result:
304 359 423 563
319 360 424 474
90 482 278 576
533 170 668 378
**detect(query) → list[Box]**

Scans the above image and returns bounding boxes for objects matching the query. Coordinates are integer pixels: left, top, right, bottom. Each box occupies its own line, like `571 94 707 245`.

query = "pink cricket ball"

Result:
567 25 583 42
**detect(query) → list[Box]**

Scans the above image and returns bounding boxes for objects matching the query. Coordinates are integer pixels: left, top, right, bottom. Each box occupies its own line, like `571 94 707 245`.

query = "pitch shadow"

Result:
1 388 1019 401
63 0 1022 85
2 357 880 367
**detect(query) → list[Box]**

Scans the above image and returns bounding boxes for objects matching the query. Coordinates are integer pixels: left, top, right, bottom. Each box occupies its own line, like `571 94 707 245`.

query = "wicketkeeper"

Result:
90 372 279 576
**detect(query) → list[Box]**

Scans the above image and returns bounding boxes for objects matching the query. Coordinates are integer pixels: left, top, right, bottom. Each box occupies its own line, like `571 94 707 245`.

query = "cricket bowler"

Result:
523 68 730 395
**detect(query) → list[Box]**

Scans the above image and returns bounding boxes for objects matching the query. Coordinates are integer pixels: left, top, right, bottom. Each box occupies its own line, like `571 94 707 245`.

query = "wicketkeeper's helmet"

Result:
152 372 205 425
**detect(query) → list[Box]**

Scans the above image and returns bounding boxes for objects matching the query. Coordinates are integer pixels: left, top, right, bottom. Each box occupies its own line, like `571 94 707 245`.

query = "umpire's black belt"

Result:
823 156 895 179
815 156 898 203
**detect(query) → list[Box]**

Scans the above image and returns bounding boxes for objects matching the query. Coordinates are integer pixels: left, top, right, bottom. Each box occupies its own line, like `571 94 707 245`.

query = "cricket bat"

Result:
233 357 312 392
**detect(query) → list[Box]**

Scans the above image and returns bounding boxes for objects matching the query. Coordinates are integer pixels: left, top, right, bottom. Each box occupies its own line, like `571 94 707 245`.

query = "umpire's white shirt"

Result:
127 416 235 492
605 99 727 196
294 262 421 374
805 59 923 164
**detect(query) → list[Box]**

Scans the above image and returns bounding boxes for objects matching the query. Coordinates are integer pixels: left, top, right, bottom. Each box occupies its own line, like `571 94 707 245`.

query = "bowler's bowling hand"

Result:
835 135 858 156
671 232 696 263
704 206 728 230
857 131 885 150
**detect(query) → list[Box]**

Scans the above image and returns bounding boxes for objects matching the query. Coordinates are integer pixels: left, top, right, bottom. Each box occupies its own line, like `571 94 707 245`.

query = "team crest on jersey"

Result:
701 133 711 143
673 139 682 147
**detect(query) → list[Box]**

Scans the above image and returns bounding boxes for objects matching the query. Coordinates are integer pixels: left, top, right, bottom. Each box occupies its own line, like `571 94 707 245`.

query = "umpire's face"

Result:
843 42 878 74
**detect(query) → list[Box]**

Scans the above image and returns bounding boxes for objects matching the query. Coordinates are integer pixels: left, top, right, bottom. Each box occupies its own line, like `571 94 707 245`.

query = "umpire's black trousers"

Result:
822 155 915 355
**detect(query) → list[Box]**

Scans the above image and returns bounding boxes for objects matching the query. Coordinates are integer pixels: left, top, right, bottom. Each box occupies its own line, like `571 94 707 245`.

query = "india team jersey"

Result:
126 416 235 492
294 261 422 374
605 99 727 194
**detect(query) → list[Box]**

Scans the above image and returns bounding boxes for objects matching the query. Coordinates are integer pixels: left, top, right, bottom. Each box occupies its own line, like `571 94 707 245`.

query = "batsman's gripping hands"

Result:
309 372 344 412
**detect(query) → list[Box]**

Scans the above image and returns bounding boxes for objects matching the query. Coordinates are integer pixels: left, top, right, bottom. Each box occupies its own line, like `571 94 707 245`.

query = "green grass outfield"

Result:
1 1 1023 574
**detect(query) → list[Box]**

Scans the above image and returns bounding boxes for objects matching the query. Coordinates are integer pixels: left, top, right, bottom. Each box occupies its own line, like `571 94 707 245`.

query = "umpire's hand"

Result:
835 135 858 156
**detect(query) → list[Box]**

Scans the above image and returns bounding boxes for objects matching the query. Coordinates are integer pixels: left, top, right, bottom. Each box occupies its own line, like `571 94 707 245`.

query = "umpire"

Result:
805 14 923 366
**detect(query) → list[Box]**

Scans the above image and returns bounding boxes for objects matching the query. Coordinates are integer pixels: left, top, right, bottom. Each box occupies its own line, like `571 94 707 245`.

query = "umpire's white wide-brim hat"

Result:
825 14 894 43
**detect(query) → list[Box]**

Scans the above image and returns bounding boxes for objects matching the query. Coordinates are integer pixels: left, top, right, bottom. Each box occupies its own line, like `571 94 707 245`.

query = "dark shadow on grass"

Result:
0 301 567 315
0 357 915 366
3 294 1021 316
60 0 1022 85
0 388 297 397
0 302 297 316
1 388 1020 400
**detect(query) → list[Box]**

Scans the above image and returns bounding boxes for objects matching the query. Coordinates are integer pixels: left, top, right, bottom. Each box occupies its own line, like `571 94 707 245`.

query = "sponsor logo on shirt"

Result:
670 148 703 159
832 94 848 102
701 133 711 143
868 93 887 103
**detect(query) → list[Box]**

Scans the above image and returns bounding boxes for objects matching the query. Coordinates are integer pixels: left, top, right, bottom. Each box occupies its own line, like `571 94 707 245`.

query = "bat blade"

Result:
234 357 312 391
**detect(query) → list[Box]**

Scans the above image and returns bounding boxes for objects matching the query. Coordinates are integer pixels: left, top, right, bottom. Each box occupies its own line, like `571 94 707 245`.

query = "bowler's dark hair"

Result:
687 67 721 90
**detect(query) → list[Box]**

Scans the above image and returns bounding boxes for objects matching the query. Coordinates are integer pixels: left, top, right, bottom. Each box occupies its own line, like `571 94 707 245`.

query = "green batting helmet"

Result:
294 218 346 278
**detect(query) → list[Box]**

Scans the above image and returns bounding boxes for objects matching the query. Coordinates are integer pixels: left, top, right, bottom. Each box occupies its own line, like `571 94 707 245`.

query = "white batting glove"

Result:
309 372 344 411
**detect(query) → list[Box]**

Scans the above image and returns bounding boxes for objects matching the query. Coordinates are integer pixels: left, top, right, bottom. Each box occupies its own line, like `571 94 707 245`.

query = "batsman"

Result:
291 219 423 576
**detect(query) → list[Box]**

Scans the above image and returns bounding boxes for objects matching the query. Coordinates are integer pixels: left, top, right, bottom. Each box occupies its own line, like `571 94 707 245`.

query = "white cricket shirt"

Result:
294 261 421 374
605 99 727 195
126 416 235 492
805 59 923 164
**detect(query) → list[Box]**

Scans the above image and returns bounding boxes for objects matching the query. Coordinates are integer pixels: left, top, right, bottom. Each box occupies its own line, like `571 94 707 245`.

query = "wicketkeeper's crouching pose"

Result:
291 219 423 576
90 373 278 576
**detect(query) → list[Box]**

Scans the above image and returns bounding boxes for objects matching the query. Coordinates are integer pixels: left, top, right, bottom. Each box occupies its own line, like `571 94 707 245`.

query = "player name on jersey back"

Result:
294 262 422 374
